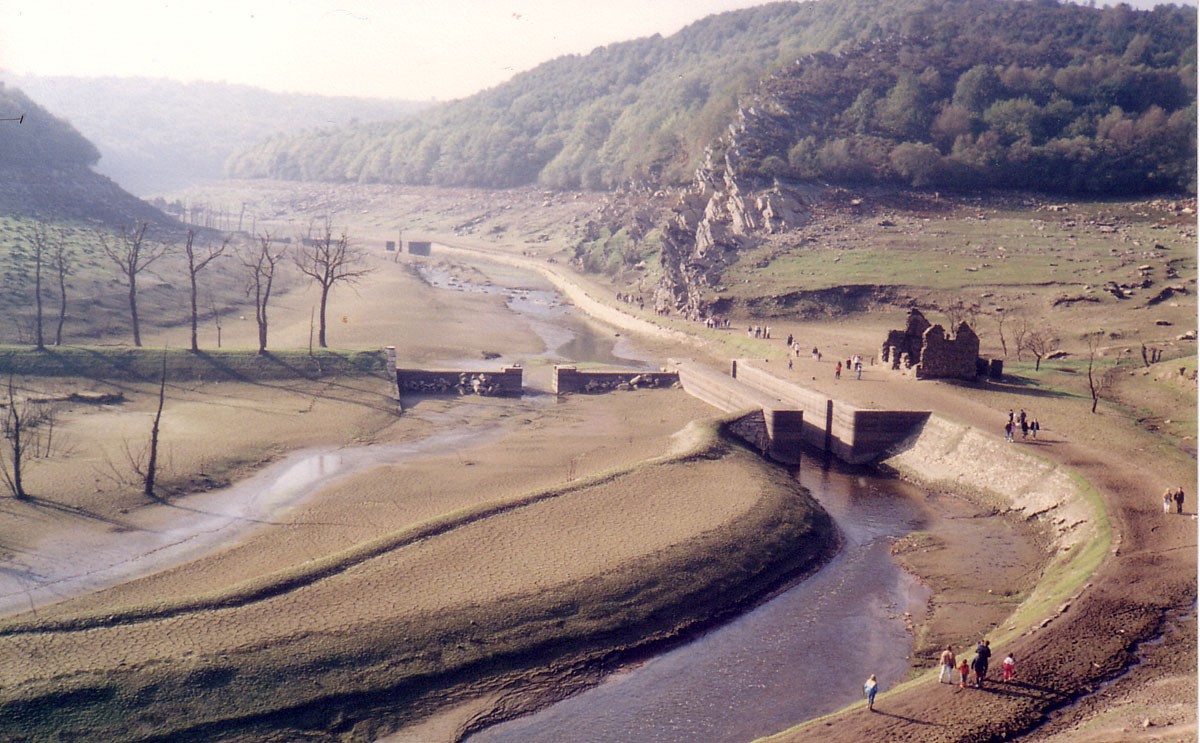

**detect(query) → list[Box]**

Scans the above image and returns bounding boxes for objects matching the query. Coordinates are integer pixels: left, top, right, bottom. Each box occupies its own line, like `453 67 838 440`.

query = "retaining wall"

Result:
883 414 1094 551
553 366 679 395
396 366 523 397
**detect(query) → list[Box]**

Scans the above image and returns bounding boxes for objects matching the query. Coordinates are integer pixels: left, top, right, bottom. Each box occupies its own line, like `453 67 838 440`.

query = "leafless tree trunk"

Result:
294 220 372 348
1085 332 1110 414
143 353 167 497
183 230 230 352
52 229 72 346
942 299 980 333
99 222 166 347
1 376 28 499
995 309 1008 357
1 376 57 499
241 233 287 354
1020 327 1054 371
30 222 47 350
208 292 223 349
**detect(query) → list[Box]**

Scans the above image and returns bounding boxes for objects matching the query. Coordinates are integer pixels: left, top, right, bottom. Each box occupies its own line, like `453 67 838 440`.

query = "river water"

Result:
468 463 931 743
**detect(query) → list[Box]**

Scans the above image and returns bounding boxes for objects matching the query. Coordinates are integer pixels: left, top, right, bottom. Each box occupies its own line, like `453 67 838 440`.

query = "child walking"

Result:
958 658 970 688
1003 653 1016 682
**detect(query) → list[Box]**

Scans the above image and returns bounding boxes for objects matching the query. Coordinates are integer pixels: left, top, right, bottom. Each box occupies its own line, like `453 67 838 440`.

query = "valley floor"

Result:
0 182 1193 742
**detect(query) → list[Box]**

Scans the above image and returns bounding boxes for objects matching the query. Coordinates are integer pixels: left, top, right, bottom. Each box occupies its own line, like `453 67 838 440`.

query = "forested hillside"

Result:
9 76 429 196
226 0 1196 196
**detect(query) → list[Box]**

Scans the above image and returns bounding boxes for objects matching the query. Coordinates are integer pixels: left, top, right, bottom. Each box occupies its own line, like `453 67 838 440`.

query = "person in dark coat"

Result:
971 639 991 687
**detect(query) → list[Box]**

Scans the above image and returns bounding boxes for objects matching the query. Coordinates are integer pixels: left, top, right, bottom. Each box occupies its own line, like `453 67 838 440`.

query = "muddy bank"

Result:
759 412 1117 742
0 413 837 742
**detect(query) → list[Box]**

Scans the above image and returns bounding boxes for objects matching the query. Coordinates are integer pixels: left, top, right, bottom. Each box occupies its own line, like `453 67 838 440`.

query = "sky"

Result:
1 0 1190 102
0 0 772 101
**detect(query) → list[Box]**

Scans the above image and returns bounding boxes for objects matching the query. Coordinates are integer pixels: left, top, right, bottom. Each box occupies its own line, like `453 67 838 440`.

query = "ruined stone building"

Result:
881 308 981 380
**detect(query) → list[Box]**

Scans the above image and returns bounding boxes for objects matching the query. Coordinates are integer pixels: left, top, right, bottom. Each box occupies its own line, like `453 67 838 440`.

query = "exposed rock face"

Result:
655 105 809 319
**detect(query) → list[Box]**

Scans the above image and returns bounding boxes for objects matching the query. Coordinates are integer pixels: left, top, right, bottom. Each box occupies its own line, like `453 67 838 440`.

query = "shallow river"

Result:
468 462 931 743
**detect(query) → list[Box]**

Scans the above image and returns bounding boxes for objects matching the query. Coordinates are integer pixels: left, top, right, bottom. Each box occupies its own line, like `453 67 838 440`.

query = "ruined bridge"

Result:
672 358 929 465
391 352 928 465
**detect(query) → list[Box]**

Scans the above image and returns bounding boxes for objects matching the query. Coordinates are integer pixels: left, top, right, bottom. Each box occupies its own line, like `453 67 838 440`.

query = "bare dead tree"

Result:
241 233 287 354
293 220 372 348
1085 331 1112 414
995 308 1009 357
207 292 223 349
1 376 58 499
143 353 167 497
1014 317 1029 361
51 227 73 346
1020 326 1055 371
99 222 167 347
942 299 980 332
29 222 48 350
183 230 230 352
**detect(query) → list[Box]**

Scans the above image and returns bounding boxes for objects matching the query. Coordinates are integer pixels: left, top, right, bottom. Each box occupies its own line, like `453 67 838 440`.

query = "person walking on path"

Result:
835 360 842 380
971 640 991 687
1004 421 1014 442
958 658 970 688
1164 489 1174 513
1002 653 1016 682
863 674 878 711
1174 486 1185 514
1030 419 1039 439
939 646 956 684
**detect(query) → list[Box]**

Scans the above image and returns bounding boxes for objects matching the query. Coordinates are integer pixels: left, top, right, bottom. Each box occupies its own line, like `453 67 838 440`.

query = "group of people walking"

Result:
938 640 1015 689
1162 486 1186 514
864 639 1018 712
1004 408 1039 442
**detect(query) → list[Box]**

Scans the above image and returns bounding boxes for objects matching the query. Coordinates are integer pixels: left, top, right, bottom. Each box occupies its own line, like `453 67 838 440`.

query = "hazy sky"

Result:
1 0 1188 102
0 0 773 101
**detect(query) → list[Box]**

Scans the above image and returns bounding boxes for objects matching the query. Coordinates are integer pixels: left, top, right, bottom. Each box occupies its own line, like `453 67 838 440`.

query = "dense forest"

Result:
8 76 429 195
225 0 1197 196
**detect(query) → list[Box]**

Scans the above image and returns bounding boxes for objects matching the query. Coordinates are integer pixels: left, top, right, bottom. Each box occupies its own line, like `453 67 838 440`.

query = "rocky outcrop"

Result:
655 138 808 319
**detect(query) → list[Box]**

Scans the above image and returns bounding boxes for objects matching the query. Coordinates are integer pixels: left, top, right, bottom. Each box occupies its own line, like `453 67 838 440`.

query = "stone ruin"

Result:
395 366 523 397
553 366 681 395
881 309 981 380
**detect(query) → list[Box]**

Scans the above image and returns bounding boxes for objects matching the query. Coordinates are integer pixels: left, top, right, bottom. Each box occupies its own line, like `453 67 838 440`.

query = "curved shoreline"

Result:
753 413 1110 741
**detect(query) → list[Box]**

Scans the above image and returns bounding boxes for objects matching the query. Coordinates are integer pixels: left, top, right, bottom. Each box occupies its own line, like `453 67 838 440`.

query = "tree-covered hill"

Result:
9 75 430 196
225 0 1196 196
